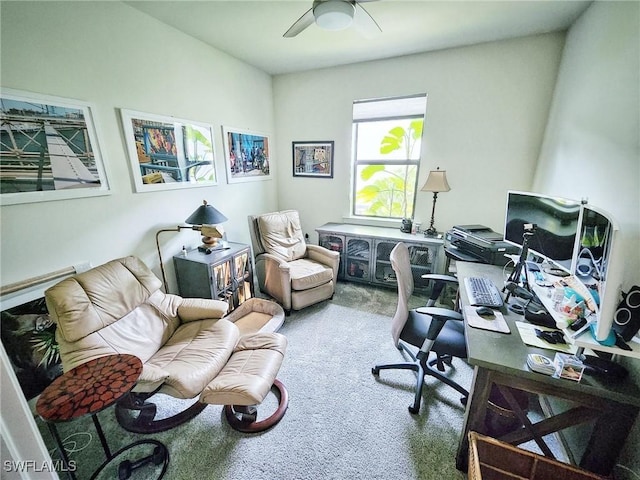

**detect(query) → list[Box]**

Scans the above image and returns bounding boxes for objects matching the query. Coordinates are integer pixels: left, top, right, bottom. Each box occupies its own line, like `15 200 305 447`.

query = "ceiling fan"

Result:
283 0 382 38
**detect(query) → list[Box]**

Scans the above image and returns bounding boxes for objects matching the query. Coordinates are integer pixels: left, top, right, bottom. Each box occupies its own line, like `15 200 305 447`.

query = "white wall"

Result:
533 3 640 475
0 1 279 292
534 1 640 291
2 0 638 475
273 34 566 240
0 1 279 475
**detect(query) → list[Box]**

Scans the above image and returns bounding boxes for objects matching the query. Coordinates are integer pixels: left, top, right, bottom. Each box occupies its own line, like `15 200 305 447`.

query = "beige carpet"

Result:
37 282 476 479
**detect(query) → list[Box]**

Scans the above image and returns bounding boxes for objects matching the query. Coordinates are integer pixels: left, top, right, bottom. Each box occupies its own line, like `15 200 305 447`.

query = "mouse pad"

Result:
515 322 578 354
464 306 510 334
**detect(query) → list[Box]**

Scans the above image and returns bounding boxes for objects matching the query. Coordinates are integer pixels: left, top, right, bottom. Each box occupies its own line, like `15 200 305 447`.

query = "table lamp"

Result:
185 200 228 252
421 167 450 237
155 200 228 291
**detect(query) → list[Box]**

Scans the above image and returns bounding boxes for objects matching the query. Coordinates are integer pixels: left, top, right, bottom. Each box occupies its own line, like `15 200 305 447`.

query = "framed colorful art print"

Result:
222 126 272 184
292 141 334 178
120 109 218 192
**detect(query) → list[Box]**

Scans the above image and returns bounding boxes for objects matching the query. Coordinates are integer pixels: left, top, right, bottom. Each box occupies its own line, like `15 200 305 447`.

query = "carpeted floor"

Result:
37 282 476 479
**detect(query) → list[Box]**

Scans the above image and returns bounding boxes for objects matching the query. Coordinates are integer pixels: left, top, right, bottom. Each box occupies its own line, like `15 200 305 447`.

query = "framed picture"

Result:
0 88 111 205
222 126 272 183
292 141 334 178
120 109 218 192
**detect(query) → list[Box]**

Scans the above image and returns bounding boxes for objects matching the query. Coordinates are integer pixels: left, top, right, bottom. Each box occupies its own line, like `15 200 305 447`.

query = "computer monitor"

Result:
504 191 582 273
573 204 623 343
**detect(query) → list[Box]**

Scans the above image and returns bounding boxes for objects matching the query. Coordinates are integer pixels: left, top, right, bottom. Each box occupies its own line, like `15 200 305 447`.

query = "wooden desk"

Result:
455 262 640 476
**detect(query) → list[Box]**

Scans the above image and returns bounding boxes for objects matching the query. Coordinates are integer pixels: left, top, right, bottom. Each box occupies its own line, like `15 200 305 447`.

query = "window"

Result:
351 95 427 219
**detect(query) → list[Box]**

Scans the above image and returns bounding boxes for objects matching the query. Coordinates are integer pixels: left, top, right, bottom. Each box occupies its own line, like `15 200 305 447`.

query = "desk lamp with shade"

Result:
421 167 450 237
155 200 228 291
185 200 228 252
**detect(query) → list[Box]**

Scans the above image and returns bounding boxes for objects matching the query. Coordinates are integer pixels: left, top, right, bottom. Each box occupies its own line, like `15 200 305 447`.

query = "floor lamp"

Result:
155 200 228 291
421 167 450 237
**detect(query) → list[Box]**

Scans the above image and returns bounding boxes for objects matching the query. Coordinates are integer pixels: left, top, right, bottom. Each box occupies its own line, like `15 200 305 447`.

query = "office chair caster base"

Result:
408 405 420 415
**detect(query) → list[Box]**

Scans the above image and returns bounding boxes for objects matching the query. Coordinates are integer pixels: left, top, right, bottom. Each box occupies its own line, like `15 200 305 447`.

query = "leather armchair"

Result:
248 210 339 314
45 256 288 433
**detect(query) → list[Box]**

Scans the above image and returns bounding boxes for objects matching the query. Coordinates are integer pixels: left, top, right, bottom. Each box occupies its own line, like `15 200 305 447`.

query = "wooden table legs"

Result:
455 366 639 476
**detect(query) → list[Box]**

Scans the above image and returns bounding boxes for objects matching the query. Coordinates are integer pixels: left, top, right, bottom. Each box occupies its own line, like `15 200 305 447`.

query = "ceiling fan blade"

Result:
283 8 315 38
354 2 382 39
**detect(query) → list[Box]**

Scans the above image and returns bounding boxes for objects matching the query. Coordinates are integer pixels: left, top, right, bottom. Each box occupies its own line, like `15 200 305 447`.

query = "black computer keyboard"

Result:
464 276 504 308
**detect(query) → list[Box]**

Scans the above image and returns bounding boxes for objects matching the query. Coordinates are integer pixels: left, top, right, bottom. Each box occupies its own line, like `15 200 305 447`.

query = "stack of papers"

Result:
515 322 578 354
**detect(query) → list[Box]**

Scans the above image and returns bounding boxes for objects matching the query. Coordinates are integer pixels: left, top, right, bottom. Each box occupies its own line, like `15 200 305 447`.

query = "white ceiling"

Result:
127 0 592 75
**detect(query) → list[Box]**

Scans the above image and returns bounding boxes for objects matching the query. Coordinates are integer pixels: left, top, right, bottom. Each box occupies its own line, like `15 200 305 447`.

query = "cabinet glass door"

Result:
408 245 435 289
345 238 371 282
212 260 233 307
373 241 397 287
233 250 253 307
319 233 345 278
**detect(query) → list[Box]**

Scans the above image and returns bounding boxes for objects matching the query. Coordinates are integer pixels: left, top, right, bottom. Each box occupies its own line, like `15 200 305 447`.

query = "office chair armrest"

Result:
422 274 459 308
415 307 463 322
415 307 463 359
421 273 458 283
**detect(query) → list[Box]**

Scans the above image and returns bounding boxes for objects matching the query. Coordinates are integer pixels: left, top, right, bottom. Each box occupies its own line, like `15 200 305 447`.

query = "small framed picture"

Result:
292 141 334 178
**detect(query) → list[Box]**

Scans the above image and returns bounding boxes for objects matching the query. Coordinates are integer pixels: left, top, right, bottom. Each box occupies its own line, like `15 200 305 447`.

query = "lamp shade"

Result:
185 200 228 225
313 0 355 30
420 168 450 193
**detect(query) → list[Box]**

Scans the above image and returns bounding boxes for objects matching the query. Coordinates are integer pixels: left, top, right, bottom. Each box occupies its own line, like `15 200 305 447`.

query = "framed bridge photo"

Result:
0 88 111 205
120 109 218 193
292 141 334 178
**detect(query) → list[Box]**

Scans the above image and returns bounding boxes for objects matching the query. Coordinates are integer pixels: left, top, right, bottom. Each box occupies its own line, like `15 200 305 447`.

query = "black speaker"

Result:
613 285 640 342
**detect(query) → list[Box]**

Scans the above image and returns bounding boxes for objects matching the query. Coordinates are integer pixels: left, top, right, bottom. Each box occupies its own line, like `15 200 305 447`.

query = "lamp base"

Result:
423 227 438 237
198 240 228 254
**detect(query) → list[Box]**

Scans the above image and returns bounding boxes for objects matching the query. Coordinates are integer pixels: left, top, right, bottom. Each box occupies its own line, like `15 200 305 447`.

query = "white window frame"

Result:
351 94 427 220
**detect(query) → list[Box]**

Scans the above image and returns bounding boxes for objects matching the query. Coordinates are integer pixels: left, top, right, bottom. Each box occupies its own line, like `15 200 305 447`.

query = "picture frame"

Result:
222 126 272 183
292 141 334 178
0 88 111 205
120 109 218 193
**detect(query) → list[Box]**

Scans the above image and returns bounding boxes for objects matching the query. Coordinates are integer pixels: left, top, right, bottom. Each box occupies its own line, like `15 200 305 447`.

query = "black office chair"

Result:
372 242 468 414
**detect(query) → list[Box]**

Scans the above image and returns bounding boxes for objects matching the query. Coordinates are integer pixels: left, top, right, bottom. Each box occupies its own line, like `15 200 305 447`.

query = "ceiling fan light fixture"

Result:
313 0 355 31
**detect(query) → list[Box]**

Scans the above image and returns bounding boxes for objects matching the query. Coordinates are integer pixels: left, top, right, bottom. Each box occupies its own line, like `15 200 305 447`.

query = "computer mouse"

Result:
476 306 495 318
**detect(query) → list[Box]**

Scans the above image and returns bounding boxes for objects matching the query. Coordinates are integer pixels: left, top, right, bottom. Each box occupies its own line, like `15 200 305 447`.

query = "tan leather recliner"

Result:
44 256 288 433
248 210 340 314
